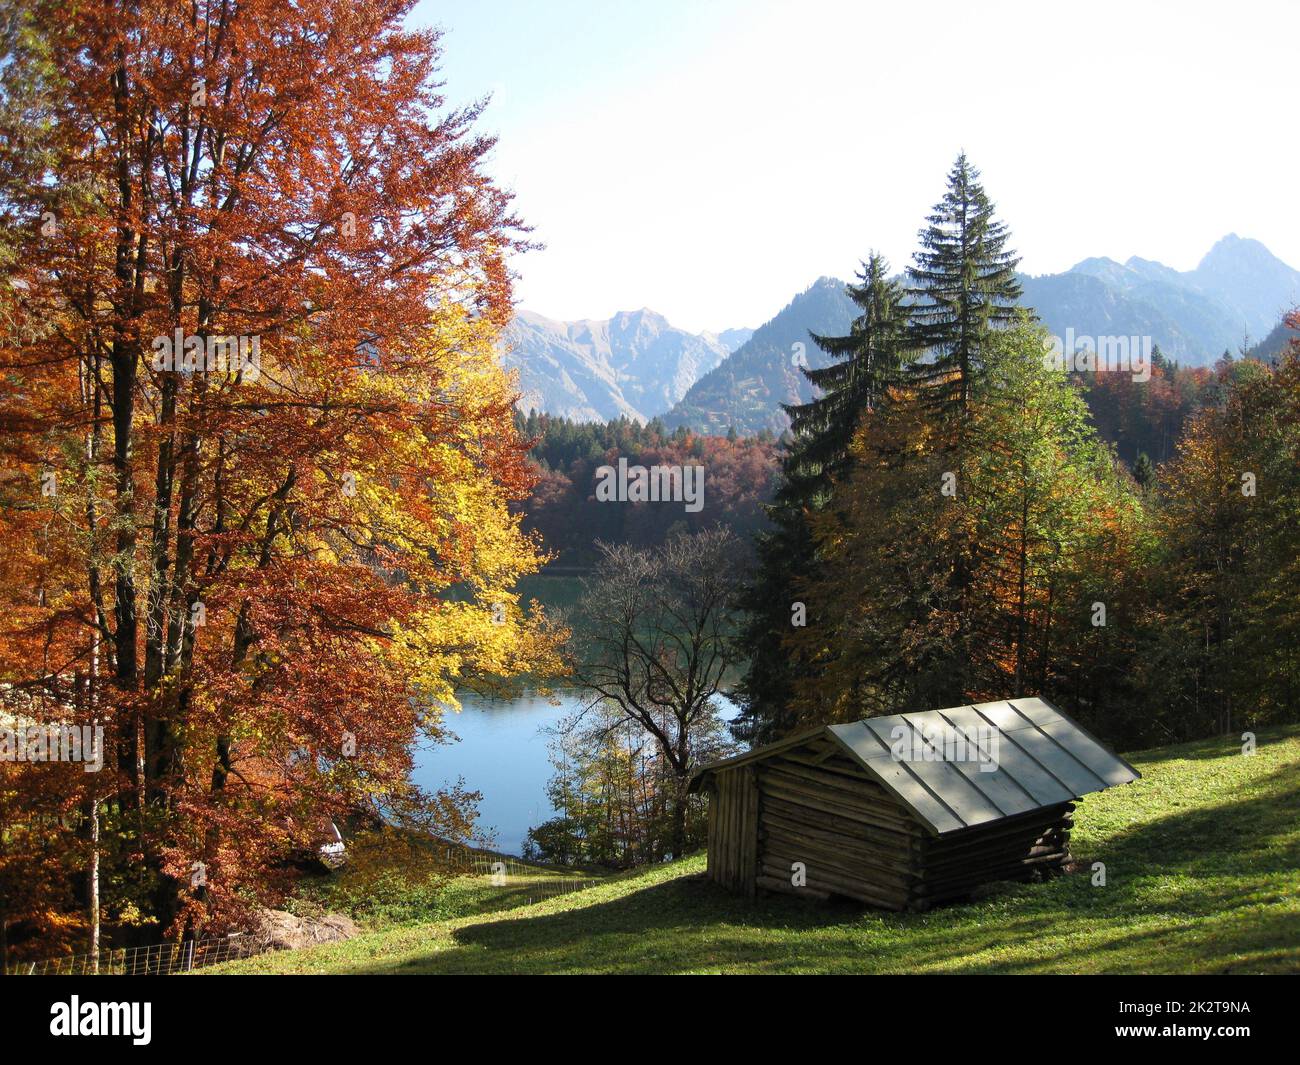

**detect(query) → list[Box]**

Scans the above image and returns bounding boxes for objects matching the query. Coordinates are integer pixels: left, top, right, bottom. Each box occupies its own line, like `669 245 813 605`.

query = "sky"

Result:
411 0 1299 334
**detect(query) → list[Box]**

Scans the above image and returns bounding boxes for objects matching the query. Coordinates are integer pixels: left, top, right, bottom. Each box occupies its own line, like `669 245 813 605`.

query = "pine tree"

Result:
907 153 1023 418
888 156 1026 697
787 319 1146 727
1133 451 1156 491
781 253 909 506
733 255 907 743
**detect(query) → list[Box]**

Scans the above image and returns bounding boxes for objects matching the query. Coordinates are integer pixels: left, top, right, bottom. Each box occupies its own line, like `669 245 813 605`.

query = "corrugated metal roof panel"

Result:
937 704 1077 808
826 697 1140 835
861 716 1009 827
912 709 1043 819
830 721 969 834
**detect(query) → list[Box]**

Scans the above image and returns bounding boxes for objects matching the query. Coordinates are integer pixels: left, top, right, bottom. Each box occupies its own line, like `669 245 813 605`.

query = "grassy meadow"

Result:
211 725 1300 975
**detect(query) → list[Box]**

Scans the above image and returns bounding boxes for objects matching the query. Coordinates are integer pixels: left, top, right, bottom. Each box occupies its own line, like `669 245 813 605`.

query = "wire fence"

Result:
8 847 604 975
437 844 603 902
5 934 259 976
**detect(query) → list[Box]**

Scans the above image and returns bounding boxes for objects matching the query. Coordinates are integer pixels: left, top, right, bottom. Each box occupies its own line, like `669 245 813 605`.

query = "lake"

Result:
411 689 739 856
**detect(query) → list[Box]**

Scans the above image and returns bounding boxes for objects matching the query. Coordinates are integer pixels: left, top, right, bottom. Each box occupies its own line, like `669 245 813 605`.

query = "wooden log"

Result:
774 753 893 794
759 764 913 819
759 823 919 876
740 765 758 898
757 778 921 833
758 860 912 909
758 811 921 871
762 768 887 806
759 844 915 894
915 850 1069 897
759 794 922 842
921 839 1070 875
754 874 832 901
759 827 920 873
920 854 1069 889
758 764 904 801
920 812 1072 855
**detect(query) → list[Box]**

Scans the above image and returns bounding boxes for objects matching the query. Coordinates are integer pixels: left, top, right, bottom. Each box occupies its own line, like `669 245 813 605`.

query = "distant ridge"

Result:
661 278 859 435
501 308 733 423
508 236 1300 433
663 237 1300 434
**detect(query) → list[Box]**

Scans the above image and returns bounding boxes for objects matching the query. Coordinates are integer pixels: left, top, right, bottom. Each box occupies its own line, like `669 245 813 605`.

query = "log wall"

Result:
704 763 759 897
704 735 1074 910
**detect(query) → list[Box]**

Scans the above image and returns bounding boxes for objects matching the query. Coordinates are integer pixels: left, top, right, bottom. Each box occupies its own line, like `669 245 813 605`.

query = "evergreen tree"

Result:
733 255 907 743
783 254 909 506
907 153 1023 418
891 155 1025 696
787 319 1146 727
1132 451 1156 491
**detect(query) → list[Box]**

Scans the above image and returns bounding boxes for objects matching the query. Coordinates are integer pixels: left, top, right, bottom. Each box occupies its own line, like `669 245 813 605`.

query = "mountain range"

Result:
502 309 750 423
505 235 1300 434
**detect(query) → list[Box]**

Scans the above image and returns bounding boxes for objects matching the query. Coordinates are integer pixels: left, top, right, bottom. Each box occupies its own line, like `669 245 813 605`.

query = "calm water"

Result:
411 690 739 856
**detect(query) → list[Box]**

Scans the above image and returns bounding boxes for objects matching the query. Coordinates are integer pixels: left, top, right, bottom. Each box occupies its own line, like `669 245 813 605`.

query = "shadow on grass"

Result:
328 745 1300 974
1128 723 1300 765
1076 760 1300 875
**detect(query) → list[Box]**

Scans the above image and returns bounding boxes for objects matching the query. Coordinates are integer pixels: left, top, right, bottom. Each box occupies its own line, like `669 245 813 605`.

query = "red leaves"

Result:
0 0 553 943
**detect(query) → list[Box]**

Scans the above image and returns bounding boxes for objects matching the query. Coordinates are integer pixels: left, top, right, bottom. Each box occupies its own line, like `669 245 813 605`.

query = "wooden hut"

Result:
688 697 1139 910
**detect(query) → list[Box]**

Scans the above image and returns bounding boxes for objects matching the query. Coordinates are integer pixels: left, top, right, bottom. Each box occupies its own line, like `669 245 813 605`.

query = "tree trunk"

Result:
669 775 689 860
88 797 100 974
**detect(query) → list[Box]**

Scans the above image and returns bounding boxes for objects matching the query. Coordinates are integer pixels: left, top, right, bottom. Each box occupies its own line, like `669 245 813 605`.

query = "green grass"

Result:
213 726 1300 974
283 843 609 929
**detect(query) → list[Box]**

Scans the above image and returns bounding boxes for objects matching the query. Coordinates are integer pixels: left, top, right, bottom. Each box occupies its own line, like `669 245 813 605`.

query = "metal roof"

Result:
694 697 1140 836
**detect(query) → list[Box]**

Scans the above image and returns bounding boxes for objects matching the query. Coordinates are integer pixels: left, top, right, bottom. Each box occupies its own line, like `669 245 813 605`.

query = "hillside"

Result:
1250 318 1300 363
662 277 859 434
1020 270 1241 361
212 725 1300 975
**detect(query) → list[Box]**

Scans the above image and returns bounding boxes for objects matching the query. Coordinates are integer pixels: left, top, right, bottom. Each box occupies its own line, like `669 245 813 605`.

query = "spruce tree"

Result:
907 153 1023 418
1133 451 1156 492
782 254 909 506
896 155 1025 698
733 254 907 743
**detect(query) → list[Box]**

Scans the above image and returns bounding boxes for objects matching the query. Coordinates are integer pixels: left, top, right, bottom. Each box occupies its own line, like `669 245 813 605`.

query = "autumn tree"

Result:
526 699 734 868
788 319 1146 728
0 0 562 950
1140 322 1300 740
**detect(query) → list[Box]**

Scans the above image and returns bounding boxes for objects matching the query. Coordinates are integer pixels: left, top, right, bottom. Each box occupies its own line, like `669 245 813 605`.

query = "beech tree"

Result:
1142 322 1300 740
0 0 562 949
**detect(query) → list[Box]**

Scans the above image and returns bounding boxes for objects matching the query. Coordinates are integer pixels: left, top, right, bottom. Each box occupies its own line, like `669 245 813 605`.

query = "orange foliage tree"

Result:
0 0 562 953
1141 315 1300 739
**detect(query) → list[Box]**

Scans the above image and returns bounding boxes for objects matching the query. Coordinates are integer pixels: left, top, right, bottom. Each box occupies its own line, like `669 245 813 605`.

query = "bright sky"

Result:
412 0 1299 334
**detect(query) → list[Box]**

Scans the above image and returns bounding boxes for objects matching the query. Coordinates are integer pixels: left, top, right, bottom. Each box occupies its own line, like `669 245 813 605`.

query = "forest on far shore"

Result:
515 343 1261 569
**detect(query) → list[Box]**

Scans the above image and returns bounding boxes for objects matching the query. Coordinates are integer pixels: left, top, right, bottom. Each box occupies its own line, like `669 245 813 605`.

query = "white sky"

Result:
413 0 1298 334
